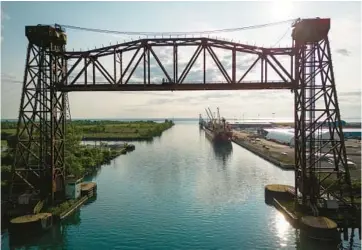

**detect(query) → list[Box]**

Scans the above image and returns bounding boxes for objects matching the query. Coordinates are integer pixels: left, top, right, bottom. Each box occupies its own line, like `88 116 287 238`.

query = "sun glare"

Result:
271 0 294 20
275 211 290 240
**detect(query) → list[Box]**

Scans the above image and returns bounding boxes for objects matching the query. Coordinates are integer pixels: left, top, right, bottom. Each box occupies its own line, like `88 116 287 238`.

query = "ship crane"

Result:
205 108 213 126
217 107 221 123
208 108 217 127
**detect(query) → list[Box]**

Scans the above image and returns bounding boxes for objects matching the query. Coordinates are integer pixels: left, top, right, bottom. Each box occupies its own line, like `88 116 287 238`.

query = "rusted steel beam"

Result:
57 82 294 92
178 45 203 83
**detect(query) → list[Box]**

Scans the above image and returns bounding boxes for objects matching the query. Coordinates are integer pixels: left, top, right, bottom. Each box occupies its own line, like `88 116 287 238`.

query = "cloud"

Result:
1 8 10 42
337 90 362 104
1 8 10 21
2 13 360 121
1 73 18 81
339 90 361 97
335 49 351 56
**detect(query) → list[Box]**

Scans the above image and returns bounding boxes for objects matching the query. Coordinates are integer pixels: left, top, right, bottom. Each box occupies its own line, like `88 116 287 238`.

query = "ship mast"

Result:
217 107 221 123
208 107 216 128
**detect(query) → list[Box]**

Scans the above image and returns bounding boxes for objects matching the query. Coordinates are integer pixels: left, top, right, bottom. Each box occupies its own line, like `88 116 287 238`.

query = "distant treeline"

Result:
1 119 169 128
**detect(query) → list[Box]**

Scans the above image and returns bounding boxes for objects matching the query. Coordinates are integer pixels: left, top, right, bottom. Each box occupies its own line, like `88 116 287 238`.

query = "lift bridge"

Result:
9 18 354 213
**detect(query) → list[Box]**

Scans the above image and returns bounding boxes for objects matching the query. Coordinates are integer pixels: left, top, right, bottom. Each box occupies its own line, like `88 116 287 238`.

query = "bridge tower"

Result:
9 24 68 204
292 19 354 213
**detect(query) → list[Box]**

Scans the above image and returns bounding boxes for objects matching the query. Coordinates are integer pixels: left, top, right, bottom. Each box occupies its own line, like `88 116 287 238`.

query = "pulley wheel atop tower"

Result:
292 18 330 43
25 25 67 48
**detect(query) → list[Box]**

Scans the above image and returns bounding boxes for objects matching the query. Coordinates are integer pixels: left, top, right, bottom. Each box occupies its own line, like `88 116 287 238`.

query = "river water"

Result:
1 122 360 249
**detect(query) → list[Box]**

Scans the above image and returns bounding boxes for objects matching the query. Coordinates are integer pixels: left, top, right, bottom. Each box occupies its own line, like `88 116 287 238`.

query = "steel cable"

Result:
57 18 298 36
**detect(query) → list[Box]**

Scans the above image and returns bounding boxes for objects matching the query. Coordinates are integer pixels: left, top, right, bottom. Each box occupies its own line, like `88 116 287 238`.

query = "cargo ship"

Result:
202 107 232 143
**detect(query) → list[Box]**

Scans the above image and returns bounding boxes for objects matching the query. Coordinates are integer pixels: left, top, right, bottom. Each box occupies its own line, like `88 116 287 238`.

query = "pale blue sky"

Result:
1 1 361 120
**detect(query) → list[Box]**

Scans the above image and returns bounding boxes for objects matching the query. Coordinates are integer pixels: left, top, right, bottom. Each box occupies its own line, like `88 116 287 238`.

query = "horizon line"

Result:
1 117 361 122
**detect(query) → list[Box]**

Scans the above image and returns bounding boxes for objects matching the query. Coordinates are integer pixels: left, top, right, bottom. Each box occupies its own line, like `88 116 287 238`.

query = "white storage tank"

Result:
263 128 295 146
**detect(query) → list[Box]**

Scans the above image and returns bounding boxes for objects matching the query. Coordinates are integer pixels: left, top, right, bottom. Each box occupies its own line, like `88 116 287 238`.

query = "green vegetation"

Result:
1 119 174 141
46 199 77 217
1 119 174 195
0 125 121 194
318 173 361 204
74 119 174 140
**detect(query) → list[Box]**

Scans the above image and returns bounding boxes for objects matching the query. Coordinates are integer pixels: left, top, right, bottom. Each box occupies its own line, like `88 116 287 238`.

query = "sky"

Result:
1 1 361 120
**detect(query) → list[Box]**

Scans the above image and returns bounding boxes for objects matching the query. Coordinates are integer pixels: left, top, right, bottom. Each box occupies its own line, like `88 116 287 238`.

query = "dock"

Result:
265 184 361 241
7 182 97 236
232 131 294 170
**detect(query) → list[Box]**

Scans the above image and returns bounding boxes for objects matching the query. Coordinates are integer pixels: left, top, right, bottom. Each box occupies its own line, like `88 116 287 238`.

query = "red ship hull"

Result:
204 127 232 143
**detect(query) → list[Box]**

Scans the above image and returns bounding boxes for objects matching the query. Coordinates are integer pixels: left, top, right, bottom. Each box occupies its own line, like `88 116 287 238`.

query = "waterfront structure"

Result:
262 128 361 147
65 178 83 200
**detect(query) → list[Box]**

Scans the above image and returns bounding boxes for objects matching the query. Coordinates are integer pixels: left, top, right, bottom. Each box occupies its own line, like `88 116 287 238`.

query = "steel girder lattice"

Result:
57 38 295 92
293 23 353 212
10 43 67 202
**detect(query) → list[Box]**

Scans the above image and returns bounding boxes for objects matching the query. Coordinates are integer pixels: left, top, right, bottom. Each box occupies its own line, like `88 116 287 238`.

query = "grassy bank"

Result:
1 119 174 195
1 120 175 141
73 119 174 140
1 127 126 195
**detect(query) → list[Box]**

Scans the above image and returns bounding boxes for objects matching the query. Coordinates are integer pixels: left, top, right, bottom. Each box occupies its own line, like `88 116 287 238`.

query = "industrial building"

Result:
262 128 295 146
229 121 273 130
261 128 361 147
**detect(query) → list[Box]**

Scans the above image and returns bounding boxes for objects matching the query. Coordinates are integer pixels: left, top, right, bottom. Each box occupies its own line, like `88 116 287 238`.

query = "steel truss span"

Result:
10 18 354 214
58 37 295 91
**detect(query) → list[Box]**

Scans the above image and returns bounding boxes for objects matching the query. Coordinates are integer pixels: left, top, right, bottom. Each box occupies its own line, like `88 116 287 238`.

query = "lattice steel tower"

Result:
293 19 353 213
9 24 68 203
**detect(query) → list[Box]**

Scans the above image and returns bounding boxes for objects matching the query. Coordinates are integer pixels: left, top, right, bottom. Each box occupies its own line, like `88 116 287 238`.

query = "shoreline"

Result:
82 136 154 141
232 137 294 170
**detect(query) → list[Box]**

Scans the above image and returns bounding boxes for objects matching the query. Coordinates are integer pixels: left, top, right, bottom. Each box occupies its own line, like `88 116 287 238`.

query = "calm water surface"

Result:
1 122 360 249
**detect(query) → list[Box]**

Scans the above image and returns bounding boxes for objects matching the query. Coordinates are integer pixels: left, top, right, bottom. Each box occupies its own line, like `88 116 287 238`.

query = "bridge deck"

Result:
57 82 295 92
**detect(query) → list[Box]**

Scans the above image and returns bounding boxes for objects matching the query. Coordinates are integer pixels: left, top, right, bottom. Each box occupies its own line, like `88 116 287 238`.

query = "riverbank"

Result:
1 120 174 194
232 131 294 170
78 120 174 140
233 130 361 204
7 182 97 240
1 120 175 142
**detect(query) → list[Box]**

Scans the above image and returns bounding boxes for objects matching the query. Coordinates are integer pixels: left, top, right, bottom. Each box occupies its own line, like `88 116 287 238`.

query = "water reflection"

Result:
9 225 64 249
275 212 290 243
8 210 79 249
296 230 341 250
2 124 360 249
7 202 89 250
271 208 359 250
211 142 233 168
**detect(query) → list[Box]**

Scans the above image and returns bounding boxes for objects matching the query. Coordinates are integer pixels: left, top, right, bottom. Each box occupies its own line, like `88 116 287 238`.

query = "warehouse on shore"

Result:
260 128 361 147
